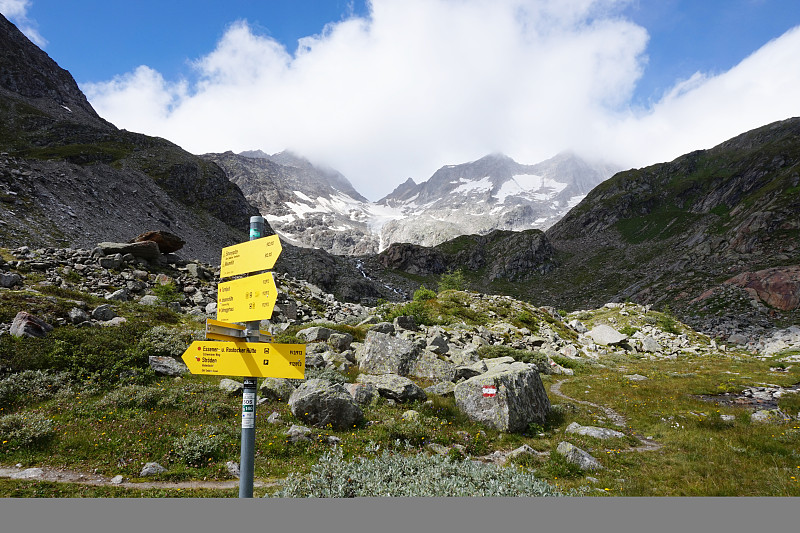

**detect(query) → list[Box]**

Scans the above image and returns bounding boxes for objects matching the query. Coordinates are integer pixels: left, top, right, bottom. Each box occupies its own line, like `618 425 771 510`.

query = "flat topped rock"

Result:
587 325 628 346
97 241 160 261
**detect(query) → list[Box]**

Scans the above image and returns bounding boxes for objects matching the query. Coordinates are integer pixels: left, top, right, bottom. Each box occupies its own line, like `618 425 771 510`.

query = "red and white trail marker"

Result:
482 385 497 397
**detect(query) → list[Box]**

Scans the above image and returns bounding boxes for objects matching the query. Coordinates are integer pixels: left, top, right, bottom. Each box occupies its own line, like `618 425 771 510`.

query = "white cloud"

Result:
0 0 47 47
83 0 800 200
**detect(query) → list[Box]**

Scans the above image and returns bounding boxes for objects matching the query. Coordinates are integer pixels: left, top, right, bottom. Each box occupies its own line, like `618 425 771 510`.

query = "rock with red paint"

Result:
453 362 549 433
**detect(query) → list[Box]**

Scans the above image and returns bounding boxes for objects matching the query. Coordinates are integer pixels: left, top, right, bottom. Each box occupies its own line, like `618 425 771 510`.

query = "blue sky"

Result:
3 0 800 199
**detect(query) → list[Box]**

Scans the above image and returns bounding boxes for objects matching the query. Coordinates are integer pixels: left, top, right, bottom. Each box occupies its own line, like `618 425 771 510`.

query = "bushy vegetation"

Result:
172 425 235 466
0 370 74 410
0 322 154 389
0 412 55 449
438 269 467 292
476 345 549 372
273 446 562 497
136 325 195 359
413 286 437 302
152 282 183 304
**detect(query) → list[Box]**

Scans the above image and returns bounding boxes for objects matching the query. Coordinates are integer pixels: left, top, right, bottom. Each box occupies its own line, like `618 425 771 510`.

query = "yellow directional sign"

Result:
181 341 305 378
220 235 282 279
217 272 278 323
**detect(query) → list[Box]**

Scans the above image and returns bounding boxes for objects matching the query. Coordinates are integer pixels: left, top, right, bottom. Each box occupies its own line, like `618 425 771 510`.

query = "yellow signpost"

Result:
216 272 278 323
220 235 282 279
195 222 300 498
181 341 306 379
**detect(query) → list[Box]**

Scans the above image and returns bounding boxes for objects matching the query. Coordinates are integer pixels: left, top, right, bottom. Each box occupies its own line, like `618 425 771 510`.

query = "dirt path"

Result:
0 464 279 491
550 379 662 453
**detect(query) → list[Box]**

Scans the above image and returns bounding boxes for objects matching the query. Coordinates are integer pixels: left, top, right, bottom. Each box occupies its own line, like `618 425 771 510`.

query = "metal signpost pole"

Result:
239 215 265 498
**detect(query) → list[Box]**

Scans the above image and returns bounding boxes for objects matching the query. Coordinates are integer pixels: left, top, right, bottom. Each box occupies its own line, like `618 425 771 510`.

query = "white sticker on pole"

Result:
241 392 256 429
482 385 497 398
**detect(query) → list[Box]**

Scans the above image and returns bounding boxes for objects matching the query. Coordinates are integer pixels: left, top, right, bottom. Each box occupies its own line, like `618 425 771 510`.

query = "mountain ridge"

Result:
209 149 617 255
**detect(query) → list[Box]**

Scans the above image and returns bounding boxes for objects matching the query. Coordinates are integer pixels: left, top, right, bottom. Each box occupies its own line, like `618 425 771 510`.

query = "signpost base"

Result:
239 377 257 498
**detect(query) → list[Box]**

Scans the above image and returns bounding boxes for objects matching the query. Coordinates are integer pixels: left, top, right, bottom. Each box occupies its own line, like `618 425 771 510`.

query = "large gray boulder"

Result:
565 422 625 440
97 241 161 261
288 379 364 429
587 325 627 346
454 363 549 432
148 356 188 377
297 326 335 342
345 383 377 405
91 304 117 321
259 377 297 402
356 373 427 403
408 350 456 381
356 330 419 376
0 272 22 288
328 332 354 352
556 442 603 470
424 381 456 397
640 336 662 353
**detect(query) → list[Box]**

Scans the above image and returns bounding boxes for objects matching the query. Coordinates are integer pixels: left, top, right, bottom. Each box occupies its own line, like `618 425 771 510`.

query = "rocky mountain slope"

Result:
541 117 800 335
0 14 405 304
203 150 381 256
207 150 616 256
365 118 800 338
0 13 257 263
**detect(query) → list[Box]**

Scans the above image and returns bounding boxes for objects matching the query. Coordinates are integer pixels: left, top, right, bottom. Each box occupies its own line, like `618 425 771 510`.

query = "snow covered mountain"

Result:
377 152 618 248
204 150 618 255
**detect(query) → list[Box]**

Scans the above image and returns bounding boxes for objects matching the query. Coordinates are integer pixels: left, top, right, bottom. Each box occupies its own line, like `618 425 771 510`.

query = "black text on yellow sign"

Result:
216 272 278 323
220 235 282 279
181 341 305 378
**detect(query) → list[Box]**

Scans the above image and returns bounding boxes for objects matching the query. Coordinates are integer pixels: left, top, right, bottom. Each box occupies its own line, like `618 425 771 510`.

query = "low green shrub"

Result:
99 385 165 410
273 447 562 497
476 346 548 371
383 300 436 327
303 367 349 385
0 412 55 448
0 370 74 410
437 270 467 292
152 283 183 304
413 286 437 302
172 425 233 466
136 325 193 359
538 448 584 479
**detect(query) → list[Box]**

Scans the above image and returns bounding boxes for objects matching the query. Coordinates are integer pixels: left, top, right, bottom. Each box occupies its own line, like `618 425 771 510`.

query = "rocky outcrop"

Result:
378 243 447 275
723 266 800 311
543 118 800 330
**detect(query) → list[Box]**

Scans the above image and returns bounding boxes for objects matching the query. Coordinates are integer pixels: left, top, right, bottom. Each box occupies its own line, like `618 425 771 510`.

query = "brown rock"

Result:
724 266 800 311
130 231 186 253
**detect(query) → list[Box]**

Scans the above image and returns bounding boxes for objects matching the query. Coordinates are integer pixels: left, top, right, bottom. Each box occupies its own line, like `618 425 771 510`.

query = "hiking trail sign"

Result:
219 234 281 278
181 341 305 379
216 272 278 322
